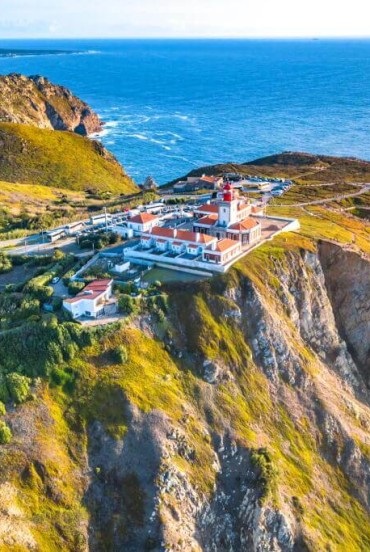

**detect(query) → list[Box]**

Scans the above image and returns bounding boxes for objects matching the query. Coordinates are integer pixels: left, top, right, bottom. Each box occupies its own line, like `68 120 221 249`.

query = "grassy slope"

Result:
1 210 369 550
0 123 137 194
0 157 369 549
177 151 370 183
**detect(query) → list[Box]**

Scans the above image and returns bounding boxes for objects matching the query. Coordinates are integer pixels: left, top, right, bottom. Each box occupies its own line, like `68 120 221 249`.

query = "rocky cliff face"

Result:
0 73 102 135
1 238 370 551
79 240 370 551
318 242 370 382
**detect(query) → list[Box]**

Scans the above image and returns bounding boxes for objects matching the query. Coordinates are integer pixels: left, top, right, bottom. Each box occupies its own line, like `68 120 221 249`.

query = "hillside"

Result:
0 73 102 135
178 151 370 184
0 123 137 195
0 199 369 549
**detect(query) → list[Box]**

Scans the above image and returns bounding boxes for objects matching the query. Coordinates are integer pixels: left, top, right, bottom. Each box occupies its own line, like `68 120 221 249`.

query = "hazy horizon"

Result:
1 0 370 39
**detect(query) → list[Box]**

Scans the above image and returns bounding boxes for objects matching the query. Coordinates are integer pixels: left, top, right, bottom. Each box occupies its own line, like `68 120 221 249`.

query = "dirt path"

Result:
275 183 370 207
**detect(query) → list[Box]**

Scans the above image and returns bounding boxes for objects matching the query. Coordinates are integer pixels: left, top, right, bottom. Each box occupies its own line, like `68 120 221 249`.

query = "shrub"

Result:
68 281 85 296
0 319 93 377
0 420 12 444
26 284 54 303
112 345 128 364
0 253 12 274
114 282 138 295
251 448 277 503
62 269 75 285
6 373 31 403
0 401 5 416
118 294 136 315
0 375 9 403
50 366 77 393
53 249 65 261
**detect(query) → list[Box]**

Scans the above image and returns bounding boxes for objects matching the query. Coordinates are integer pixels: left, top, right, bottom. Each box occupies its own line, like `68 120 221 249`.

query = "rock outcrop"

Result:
0 73 102 135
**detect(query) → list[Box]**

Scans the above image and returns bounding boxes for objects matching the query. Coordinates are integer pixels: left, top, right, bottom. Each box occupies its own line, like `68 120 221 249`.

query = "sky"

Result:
1 0 370 39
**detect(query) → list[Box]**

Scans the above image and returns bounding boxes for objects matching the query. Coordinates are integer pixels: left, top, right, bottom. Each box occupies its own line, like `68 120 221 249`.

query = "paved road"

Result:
5 237 76 256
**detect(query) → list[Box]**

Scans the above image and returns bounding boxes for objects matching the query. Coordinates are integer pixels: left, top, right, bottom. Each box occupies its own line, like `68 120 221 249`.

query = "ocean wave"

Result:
104 121 120 128
129 133 149 141
0 49 100 59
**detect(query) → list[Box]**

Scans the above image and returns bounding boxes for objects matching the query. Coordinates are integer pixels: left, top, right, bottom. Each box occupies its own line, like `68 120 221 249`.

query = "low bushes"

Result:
68 281 85 296
118 294 137 315
0 252 12 274
0 420 12 444
0 319 94 377
112 344 128 364
0 373 31 403
251 447 278 503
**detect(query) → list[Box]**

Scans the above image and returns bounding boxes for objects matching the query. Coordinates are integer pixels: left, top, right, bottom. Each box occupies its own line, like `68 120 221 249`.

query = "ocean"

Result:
1 38 370 185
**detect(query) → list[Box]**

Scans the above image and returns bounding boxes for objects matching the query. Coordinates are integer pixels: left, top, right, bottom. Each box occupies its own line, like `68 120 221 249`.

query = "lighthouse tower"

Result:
218 183 238 227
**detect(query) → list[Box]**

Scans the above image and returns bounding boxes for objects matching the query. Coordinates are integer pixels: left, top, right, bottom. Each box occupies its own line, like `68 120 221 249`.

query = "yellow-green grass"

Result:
267 205 370 255
0 387 88 551
274 182 359 205
0 122 137 194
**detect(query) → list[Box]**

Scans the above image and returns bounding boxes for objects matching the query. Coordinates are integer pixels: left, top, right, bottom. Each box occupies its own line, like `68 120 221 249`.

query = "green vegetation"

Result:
251 447 278 503
0 151 369 549
0 252 12 273
118 294 137 315
5 373 31 403
68 280 85 296
79 230 120 250
0 420 12 444
0 122 137 194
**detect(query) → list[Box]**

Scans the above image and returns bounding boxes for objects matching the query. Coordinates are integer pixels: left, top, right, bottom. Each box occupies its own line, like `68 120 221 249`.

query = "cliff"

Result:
0 232 370 551
0 74 102 135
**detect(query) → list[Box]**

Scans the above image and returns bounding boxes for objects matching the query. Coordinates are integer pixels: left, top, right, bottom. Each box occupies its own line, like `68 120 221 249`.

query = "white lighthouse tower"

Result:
218 183 239 227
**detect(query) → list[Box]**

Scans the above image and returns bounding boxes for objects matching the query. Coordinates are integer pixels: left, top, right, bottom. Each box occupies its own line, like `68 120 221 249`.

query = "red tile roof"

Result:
196 214 218 226
84 279 113 291
150 226 175 238
229 218 260 231
213 238 240 253
130 212 158 224
195 204 219 214
64 279 112 304
197 233 216 244
198 176 222 183
145 226 216 245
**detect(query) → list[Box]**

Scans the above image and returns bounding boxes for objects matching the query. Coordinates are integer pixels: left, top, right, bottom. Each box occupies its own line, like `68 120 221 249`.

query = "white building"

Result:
193 184 262 246
127 212 160 235
63 279 116 319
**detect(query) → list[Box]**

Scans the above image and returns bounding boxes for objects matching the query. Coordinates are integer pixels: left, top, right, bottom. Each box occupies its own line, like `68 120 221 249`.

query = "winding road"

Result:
275 182 370 207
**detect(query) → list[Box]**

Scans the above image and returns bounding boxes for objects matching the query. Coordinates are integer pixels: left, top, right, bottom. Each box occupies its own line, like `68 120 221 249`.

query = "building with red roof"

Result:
127 212 160 235
63 279 116 319
192 185 262 246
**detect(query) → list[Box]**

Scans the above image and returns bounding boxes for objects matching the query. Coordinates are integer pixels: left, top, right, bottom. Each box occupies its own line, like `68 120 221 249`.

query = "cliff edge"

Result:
0 73 102 135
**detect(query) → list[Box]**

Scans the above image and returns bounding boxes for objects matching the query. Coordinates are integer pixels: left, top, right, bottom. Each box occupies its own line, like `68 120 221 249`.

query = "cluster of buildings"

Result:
122 182 301 274
136 184 264 267
62 181 299 319
173 175 224 193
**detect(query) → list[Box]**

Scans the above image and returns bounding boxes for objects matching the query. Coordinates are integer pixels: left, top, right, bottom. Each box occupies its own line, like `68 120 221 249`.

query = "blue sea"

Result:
1 38 370 184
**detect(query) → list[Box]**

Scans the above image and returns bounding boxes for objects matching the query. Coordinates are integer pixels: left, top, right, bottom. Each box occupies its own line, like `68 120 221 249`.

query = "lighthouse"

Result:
218 182 238 227
223 182 233 202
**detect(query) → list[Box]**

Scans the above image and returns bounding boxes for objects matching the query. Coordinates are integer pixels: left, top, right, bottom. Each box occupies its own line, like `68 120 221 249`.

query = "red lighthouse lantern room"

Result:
223 182 233 202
